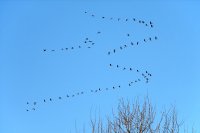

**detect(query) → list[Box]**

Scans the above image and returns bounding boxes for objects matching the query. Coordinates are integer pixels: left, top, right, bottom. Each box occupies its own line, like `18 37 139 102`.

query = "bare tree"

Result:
90 96 183 133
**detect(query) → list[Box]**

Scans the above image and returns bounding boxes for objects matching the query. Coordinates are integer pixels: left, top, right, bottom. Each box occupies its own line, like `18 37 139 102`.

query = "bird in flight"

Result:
43 49 46 52
131 42 134 46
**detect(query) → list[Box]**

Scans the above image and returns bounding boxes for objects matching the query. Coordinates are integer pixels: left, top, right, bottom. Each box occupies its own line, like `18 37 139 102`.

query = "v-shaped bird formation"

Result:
26 10 158 112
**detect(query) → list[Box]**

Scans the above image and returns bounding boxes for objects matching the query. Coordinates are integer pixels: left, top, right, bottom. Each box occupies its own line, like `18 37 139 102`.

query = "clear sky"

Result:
0 1 200 133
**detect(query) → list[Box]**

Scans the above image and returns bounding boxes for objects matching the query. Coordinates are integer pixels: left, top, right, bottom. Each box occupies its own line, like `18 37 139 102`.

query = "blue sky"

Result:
0 1 200 133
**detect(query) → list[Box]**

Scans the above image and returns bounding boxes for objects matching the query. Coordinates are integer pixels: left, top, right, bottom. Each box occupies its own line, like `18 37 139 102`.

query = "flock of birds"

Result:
26 11 158 112
107 35 157 55
26 80 139 112
84 11 154 28
109 63 152 84
43 36 98 53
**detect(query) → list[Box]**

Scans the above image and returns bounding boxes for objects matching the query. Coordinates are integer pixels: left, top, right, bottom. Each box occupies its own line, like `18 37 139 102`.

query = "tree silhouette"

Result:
90 96 184 133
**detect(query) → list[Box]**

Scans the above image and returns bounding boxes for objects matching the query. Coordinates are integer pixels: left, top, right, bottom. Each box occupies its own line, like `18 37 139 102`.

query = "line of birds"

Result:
25 78 143 112
107 36 158 55
42 36 100 52
84 11 154 28
31 11 157 112
109 63 152 83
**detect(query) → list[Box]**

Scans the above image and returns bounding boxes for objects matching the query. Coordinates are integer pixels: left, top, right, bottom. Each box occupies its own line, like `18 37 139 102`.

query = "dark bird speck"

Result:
131 42 134 45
